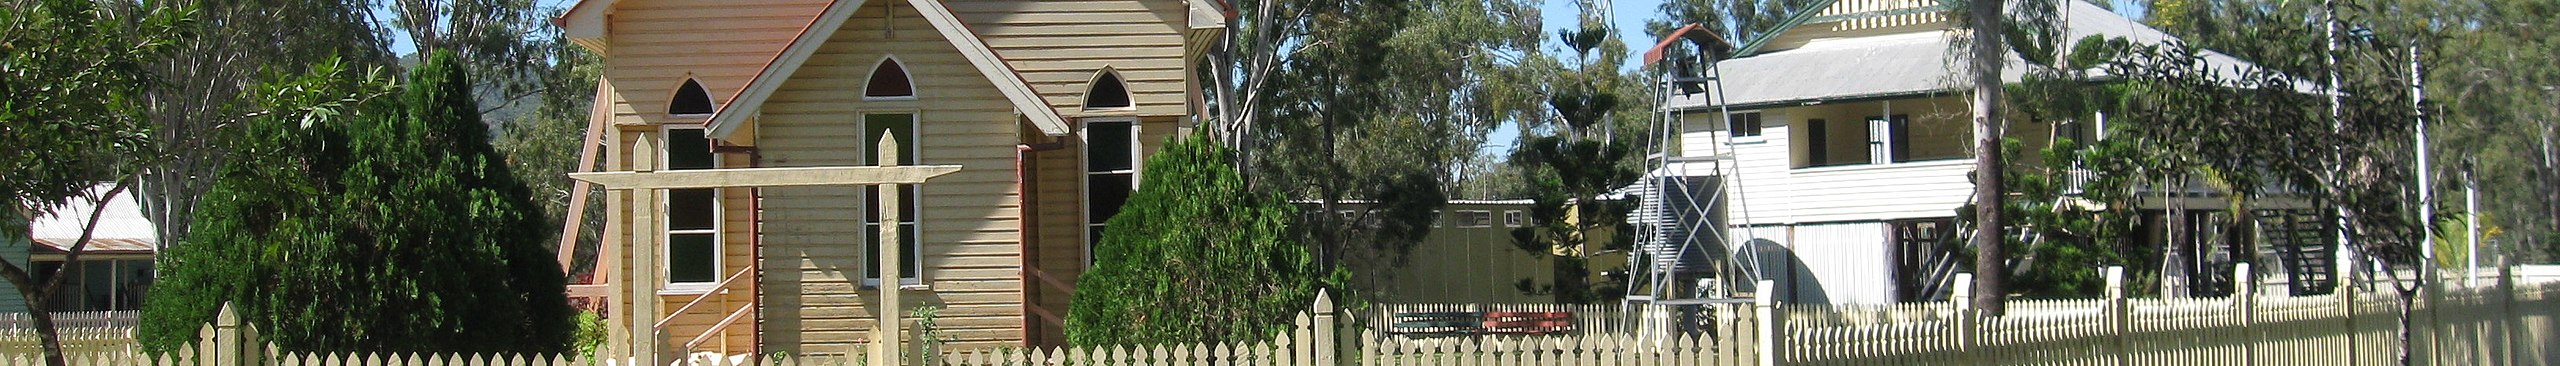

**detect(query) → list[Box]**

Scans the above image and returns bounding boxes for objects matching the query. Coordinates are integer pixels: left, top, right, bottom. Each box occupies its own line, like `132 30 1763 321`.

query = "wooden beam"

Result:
559 76 613 276
566 284 611 298
568 166 962 190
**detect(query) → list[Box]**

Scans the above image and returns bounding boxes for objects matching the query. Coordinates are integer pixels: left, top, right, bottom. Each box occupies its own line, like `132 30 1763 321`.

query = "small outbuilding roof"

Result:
28 183 157 255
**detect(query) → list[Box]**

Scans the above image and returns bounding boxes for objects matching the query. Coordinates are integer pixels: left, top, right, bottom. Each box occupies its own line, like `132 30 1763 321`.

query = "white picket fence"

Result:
0 305 582 366
0 267 2550 366
756 265 2560 366
1779 266 2560 366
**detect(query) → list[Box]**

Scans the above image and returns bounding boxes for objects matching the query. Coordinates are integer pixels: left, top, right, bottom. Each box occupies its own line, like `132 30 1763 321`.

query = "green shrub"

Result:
1064 131 1333 345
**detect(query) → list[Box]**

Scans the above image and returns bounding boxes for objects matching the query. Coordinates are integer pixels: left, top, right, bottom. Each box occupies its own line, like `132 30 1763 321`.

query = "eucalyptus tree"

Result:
127 0 386 254
1249 0 1542 293
494 34 606 278
379 0 558 116
1955 0 2012 315
2418 0 2560 263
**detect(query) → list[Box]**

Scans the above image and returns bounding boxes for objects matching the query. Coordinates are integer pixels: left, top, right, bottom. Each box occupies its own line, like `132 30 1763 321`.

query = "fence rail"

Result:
0 311 138 330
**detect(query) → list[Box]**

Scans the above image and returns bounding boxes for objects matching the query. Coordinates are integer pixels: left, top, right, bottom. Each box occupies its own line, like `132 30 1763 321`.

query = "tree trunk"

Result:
2540 123 2557 234
1968 0 2008 316
2394 282 2419 366
27 303 62 366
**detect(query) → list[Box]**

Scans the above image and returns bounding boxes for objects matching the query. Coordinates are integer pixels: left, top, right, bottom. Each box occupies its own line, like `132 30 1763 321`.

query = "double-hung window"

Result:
664 127 720 290
1082 119 1137 265
1729 112 1764 138
862 113 924 287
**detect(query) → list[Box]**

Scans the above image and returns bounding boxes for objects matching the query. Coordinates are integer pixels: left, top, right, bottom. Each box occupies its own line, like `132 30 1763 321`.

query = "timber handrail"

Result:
684 304 756 350
658 265 756 330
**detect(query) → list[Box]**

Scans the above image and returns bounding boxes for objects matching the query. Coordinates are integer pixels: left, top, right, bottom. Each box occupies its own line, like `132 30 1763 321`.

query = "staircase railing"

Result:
657 264 757 351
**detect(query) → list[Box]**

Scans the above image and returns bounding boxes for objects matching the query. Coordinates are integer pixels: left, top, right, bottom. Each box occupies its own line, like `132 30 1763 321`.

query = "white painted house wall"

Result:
1668 105 1966 304
1674 107 1975 227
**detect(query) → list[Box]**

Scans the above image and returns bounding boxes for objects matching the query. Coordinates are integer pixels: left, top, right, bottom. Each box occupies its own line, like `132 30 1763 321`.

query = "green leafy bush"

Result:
1065 131 1334 345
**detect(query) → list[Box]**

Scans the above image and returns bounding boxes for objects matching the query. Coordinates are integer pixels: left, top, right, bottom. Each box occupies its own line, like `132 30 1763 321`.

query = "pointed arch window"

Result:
1084 70 1131 110
670 78 715 116
865 57 915 100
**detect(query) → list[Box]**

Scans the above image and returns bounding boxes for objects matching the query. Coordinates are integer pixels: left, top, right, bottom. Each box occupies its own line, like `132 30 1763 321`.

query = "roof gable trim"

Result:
706 0 1073 139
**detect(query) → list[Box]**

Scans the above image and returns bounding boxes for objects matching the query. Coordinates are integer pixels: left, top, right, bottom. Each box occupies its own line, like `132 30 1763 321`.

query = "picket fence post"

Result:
1951 273 1977 366
2105 266 2129 366
212 302 245 366
2236 263 2257 366
1755 280 1780 366
1314 289 1336 366
2338 269 2358 366
2496 257 2515 366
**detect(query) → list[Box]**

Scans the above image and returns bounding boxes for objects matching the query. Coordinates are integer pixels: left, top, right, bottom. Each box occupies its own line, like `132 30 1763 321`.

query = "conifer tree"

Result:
141 51 573 354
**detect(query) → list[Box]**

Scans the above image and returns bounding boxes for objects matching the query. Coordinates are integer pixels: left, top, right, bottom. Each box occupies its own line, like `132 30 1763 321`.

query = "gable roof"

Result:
27 183 158 254
703 0 1074 139
554 0 615 53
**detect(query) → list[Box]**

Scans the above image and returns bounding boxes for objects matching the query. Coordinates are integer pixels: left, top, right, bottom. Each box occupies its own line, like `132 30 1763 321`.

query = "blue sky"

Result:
376 0 579 56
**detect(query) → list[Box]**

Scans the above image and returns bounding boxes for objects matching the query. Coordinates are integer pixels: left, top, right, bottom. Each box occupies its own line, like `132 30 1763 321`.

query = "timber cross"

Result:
571 133 956 366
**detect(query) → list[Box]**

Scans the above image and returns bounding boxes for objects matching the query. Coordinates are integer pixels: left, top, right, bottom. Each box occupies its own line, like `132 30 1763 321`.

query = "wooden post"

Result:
1314 289 1336 366
2105 266 2128 366
2422 261 2443 366
2236 262 2256 366
877 135 906 366
1951 273 1976 366
632 130 668 365
602 126 631 364
214 303 241 366
1755 279 1780 366
2339 268 2357 366
2497 256 2514 366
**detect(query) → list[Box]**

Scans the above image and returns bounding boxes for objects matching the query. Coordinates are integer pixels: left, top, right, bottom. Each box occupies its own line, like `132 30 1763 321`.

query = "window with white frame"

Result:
1082 119 1136 265
663 127 720 289
1503 210 1525 227
1455 210 1494 228
863 113 923 286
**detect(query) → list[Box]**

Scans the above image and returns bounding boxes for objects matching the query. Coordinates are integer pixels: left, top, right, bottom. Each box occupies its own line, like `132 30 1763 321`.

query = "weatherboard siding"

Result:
752 0 1029 353
947 0 1193 117
604 0 832 127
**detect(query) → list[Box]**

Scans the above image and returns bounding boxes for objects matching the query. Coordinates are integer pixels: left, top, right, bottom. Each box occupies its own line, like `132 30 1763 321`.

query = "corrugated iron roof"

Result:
33 238 155 255
27 183 158 253
1682 0 2290 110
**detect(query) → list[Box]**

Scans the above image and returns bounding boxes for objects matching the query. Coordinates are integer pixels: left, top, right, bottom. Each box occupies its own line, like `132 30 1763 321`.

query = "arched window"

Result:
1083 70 1131 110
865 57 915 99
670 78 715 116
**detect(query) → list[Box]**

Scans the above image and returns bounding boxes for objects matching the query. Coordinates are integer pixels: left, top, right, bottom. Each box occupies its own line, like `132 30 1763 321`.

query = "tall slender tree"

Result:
128 0 387 255
1960 0 2012 316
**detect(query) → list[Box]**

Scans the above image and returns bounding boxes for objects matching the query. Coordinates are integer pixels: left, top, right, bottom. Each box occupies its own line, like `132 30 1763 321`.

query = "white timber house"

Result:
1654 0 2310 305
